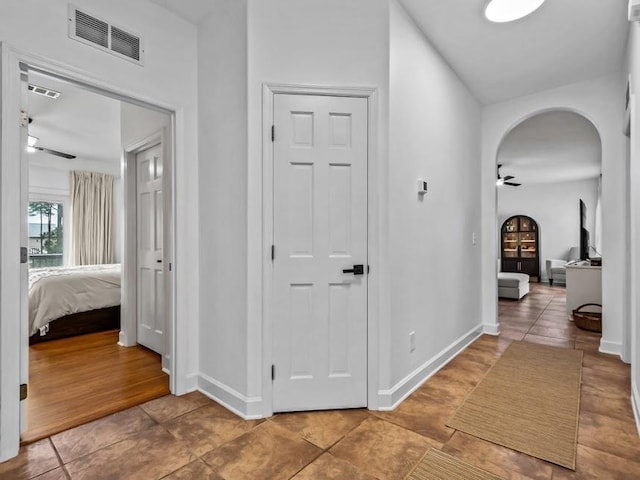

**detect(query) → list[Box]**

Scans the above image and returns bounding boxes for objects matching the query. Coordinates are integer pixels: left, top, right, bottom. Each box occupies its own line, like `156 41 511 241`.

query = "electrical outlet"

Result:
409 331 416 353
472 232 477 245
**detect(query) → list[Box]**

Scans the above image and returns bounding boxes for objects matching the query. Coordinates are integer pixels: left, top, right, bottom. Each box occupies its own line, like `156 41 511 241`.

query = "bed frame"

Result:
29 306 121 344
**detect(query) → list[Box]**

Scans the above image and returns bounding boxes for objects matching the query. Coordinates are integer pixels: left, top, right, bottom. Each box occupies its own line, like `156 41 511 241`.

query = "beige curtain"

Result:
70 171 114 265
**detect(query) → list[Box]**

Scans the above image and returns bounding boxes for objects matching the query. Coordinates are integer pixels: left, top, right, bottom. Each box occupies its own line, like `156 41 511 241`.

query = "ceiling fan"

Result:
27 118 77 160
497 164 521 187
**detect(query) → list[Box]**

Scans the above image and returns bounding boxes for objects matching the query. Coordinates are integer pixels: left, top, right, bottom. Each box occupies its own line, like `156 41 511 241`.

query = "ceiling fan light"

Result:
485 0 546 23
26 146 37 154
27 135 39 147
496 178 505 186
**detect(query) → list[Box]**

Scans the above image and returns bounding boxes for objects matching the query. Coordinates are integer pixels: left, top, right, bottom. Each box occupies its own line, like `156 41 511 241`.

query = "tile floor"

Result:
1 284 639 479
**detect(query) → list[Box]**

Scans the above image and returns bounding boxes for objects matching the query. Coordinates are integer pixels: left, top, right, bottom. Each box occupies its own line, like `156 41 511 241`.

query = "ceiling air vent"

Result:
68 5 144 65
111 26 140 62
28 84 61 99
75 10 108 48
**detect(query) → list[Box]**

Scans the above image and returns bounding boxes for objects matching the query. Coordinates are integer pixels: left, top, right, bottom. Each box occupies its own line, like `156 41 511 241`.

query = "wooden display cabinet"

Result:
500 215 540 281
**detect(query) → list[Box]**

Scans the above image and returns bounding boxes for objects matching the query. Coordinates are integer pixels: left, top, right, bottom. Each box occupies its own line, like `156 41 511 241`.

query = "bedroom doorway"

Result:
18 67 175 442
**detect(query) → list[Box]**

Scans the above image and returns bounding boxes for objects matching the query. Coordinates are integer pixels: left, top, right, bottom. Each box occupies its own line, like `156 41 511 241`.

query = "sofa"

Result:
546 246 581 285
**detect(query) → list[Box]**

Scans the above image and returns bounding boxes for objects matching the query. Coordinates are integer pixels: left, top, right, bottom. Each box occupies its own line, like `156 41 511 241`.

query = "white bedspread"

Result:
29 264 121 335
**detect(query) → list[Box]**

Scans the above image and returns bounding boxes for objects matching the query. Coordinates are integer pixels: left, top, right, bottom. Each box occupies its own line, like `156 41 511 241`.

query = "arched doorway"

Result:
495 110 601 285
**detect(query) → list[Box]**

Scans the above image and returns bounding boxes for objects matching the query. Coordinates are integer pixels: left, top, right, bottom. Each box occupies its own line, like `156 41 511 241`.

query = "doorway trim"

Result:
0 43 180 461
122 128 173 372
261 83 380 416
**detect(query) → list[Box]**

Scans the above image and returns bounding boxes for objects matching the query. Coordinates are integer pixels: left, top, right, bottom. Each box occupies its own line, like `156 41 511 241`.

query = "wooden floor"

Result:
23 330 169 444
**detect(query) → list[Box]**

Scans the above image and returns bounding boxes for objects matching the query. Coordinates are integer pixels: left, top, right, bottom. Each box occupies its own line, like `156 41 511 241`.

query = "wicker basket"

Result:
572 303 602 333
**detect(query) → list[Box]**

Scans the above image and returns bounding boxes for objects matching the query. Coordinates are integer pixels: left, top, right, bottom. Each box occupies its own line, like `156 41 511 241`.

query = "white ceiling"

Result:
149 0 630 105
497 111 601 185
148 0 216 26
27 72 121 167
399 0 629 104
31 1 624 185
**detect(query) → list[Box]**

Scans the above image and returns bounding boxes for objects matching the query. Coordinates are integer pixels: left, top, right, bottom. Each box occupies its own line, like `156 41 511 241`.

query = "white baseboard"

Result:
483 323 500 336
162 354 170 373
599 340 623 357
633 381 640 437
185 372 199 392
198 373 264 420
117 330 135 347
376 325 483 411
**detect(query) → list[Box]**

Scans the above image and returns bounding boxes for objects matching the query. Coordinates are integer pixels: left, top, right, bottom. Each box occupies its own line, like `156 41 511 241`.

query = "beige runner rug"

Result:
446 341 583 470
406 449 503 480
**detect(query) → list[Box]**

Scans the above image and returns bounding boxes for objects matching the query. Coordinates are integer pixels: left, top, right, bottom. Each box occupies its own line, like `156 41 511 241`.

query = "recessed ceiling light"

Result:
485 0 545 23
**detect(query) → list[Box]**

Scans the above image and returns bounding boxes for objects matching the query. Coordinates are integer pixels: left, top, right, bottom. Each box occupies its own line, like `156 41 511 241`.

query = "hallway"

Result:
1 284 637 479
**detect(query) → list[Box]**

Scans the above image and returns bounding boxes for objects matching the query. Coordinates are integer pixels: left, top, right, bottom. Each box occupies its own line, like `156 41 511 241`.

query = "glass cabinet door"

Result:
520 217 534 232
520 231 536 258
504 217 518 233
503 232 519 257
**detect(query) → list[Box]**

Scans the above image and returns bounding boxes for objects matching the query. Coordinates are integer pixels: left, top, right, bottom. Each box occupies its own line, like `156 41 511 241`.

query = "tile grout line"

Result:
47 406 179 476
46 437 72 480
524 288 574 343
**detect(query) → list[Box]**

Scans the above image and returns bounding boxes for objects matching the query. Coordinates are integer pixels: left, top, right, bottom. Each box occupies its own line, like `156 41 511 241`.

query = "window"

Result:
28 201 64 268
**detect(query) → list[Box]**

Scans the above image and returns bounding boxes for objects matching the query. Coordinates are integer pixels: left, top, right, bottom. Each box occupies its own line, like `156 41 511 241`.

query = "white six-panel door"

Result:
272 94 368 411
136 144 164 354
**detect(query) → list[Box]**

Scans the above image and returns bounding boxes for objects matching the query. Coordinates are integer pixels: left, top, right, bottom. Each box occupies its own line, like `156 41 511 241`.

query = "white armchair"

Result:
546 246 581 285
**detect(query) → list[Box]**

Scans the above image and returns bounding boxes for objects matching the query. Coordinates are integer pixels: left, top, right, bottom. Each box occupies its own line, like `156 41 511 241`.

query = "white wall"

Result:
497 179 599 282
387 1 482 397
197 0 249 405
196 0 484 415
121 104 171 148
247 0 390 412
29 162 72 197
0 0 199 398
482 73 627 358
195 0 391 416
625 21 640 433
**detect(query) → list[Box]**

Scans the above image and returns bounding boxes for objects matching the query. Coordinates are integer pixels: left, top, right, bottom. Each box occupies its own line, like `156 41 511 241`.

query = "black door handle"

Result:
343 264 364 275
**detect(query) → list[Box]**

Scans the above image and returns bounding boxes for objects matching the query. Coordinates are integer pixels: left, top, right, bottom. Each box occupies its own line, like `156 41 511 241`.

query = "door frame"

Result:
261 84 381 416
122 129 173 372
0 45 27 459
0 43 179 461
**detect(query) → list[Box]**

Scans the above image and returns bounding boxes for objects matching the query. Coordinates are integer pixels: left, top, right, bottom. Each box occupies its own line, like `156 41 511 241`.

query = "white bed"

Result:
29 264 121 336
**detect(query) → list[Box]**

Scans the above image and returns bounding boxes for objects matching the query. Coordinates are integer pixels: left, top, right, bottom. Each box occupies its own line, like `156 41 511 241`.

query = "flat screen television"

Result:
579 199 589 260
580 228 590 261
